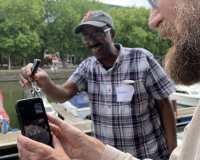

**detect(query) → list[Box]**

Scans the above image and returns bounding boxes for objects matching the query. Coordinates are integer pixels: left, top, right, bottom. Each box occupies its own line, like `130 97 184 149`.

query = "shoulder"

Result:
121 47 154 63
123 47 153 57
78 57 97 69
80 57 94 65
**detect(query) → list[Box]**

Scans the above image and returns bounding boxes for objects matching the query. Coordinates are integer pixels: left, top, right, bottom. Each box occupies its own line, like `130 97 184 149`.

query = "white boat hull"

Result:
42 98 58 117
170 93 200 107
57 101 90 119
170 84 200 107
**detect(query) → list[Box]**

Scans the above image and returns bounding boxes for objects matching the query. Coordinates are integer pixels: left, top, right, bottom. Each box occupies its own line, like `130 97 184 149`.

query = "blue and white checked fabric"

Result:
68 44 176 160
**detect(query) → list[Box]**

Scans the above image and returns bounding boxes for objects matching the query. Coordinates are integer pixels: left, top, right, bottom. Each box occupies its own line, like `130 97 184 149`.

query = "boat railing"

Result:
0 153 19 160
176 121 190 128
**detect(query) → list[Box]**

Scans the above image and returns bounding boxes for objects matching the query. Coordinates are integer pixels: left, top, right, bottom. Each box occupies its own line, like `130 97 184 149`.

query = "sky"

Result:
98 0 151 8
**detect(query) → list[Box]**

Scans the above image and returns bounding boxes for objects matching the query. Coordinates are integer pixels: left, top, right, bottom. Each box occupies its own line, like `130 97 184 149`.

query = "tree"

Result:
109 6 171 56
0 0 171 68
0 0 46 67
43 0 81 68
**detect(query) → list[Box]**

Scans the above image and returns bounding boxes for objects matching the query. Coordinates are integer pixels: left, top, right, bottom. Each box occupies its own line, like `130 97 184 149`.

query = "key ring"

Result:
30 81 41 97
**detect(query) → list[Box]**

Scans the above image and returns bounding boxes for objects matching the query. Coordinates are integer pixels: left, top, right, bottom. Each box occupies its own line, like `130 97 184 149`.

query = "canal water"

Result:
0 79 67 130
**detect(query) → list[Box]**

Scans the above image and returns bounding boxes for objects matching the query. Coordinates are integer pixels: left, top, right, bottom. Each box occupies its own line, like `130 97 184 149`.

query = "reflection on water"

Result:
0 79 67 129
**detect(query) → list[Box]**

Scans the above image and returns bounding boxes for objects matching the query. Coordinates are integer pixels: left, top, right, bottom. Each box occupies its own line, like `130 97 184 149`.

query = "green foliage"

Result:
0 0 45 60
109 6 171 55
0 0 171 67
44 0 80 59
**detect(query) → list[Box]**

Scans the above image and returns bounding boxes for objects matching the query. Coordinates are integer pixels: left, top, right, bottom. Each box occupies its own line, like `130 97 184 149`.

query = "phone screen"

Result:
16 98 53 147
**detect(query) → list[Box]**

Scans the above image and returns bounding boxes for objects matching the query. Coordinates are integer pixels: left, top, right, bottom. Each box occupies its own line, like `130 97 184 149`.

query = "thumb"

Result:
47 114 70 129
52 134 66 153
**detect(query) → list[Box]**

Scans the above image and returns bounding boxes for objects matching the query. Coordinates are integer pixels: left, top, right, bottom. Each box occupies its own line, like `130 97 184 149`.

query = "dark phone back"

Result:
31 59 41 77
15 97 53 147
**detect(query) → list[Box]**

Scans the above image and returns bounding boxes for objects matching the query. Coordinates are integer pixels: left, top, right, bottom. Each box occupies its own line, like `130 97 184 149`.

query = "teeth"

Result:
92 46 101 51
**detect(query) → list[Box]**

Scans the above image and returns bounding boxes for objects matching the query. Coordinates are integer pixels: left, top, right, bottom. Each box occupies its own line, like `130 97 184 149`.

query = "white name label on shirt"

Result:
116 85 134 102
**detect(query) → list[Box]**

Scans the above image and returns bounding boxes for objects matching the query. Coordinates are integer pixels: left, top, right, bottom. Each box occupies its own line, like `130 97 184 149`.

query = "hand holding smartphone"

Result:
15 97 53 147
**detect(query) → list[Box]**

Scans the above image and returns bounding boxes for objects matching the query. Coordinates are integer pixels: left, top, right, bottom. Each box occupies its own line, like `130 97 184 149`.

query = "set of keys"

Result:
30 59 41 97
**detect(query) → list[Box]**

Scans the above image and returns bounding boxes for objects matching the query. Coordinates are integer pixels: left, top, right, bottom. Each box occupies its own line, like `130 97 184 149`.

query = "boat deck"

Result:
51 103 79 123
51 103 92 134
0 130 21 149
0 103 92 149
176 106 196 120
176 107 196 120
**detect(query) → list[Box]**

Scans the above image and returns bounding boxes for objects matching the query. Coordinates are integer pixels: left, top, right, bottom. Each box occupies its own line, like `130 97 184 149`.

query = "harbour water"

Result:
0 79 67 129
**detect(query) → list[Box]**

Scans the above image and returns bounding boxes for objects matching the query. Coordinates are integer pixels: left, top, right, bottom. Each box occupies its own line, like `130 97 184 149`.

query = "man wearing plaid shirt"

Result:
19 10 177 160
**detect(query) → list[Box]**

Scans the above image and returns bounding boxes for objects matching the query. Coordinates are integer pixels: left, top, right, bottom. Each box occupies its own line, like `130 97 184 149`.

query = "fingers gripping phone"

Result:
15 97 53 147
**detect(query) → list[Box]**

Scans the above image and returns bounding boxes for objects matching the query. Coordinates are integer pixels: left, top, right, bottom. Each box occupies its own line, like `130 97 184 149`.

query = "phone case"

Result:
15 97 53 147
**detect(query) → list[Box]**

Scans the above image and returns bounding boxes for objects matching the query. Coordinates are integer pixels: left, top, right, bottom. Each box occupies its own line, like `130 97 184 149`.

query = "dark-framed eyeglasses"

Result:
80 28 111 44
147 0 159 10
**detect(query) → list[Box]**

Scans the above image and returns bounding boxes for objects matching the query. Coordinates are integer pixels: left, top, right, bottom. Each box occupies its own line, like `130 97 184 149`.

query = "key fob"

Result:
31 59 41 77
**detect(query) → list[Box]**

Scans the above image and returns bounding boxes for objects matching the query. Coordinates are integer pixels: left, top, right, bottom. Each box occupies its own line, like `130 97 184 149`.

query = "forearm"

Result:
162 108 177 153
83 135 106 160
42 80 73 103
82 135 144 160
157 99 177 154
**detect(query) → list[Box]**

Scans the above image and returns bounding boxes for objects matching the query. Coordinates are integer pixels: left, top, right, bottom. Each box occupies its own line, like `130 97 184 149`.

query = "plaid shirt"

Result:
68 44 176 160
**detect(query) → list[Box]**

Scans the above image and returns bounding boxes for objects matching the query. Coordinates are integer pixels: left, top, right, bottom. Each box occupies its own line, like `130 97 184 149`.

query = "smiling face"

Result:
82 25 117 64
149 0 200 86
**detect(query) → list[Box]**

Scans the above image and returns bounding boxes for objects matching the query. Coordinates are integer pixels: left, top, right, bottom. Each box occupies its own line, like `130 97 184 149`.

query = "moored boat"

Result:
170 84 200 107
57 92 91 123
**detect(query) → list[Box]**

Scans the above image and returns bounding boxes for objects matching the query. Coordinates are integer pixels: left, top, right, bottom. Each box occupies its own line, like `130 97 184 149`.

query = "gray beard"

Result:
159 1 200 86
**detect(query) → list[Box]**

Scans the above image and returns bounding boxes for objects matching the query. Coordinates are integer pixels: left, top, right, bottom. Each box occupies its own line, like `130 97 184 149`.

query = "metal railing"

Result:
0 154 19 160
176 121 190 128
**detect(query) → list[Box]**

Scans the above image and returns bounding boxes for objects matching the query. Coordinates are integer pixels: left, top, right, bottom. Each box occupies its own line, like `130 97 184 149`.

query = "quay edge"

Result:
0 68 76 82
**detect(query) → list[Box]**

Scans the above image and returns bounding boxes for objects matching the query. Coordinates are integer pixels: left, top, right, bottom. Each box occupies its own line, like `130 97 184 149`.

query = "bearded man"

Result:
17 0 200 160
151 0 200 86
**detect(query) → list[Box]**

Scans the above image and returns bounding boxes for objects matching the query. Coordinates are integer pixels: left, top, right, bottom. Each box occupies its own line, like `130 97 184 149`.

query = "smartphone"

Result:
15 97 53 147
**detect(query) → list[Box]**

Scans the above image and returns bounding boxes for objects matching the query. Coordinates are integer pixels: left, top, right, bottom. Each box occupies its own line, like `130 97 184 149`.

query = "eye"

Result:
96 31 104 35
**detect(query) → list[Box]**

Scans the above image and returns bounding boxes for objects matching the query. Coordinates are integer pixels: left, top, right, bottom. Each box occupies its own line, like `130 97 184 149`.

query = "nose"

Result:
88 35 97 46
149 8 165 29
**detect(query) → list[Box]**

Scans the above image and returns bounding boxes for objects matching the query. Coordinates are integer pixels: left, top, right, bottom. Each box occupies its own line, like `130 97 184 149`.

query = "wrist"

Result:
42 79 53 92
83 135 106 160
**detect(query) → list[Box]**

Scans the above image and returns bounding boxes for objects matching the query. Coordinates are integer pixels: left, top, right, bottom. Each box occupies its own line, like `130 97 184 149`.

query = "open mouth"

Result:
92 45 102 51
90 44 103 53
